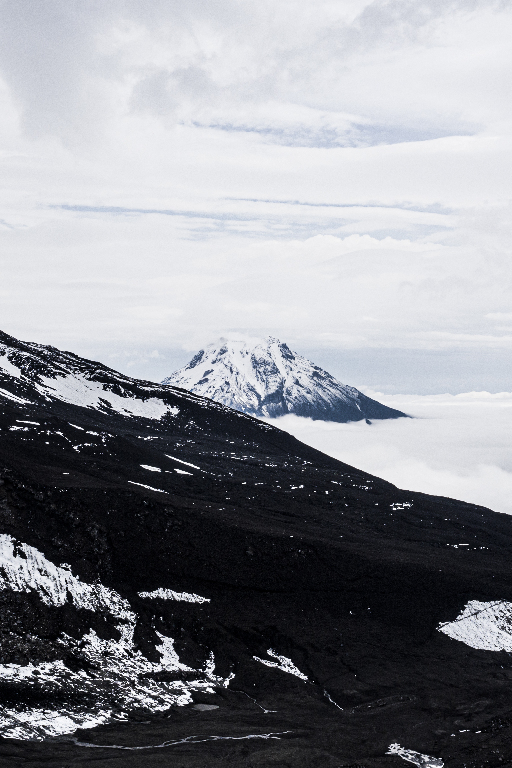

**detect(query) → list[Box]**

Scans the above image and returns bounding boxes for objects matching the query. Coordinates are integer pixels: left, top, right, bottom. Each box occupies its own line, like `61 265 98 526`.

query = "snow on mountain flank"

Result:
0 331 185 421
162 336 407 423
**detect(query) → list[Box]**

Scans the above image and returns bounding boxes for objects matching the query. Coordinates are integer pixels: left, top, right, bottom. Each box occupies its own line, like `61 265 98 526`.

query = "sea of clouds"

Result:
267 391 512 516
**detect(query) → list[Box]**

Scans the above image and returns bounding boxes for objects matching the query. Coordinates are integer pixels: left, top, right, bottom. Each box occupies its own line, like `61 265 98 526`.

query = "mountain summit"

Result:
162 336 407 422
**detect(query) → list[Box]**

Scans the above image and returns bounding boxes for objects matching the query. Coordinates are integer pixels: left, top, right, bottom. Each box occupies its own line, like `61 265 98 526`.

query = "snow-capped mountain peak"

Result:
163 336 407 422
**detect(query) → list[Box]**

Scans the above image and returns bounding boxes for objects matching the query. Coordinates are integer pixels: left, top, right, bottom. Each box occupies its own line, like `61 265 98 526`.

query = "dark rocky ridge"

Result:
0 330 511 766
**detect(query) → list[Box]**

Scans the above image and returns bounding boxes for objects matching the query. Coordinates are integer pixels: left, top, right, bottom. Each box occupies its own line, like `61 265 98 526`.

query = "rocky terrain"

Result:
0 328 512 767
162 336 407 422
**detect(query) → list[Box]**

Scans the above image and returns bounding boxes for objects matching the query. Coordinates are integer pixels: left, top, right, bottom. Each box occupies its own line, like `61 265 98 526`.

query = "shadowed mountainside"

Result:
0 330 511 767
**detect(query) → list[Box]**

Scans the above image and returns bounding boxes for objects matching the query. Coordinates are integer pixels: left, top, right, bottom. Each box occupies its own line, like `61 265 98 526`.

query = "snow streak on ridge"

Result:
253 649 308 681
138 588 210 603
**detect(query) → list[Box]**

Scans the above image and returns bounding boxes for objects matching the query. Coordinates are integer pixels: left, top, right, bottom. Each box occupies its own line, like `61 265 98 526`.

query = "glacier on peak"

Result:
162 336 408 423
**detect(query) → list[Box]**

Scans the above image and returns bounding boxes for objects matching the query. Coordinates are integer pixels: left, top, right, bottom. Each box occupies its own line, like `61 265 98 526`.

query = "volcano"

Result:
162 336 407 422
0 328 511 767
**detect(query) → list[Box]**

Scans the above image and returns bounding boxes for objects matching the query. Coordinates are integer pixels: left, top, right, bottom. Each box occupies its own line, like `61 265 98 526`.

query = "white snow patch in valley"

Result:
35 373 180 420
438 600 512 651
165 454 201 469
140 464 161 472
128 481 168 493
0 535 231 739
253 649 308 681
138 589 210 603
387 743 443 767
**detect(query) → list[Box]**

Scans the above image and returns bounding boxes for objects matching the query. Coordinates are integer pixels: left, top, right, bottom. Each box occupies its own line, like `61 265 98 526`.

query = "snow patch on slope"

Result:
387 743 443 768
438 600 512 651
253 649 308 681
165 454 201 469
0 535 231 739
0 353 21 378
138 589 210 603
128 481 168 493
0 534 132 621
0 387 31 404
36 374 180 420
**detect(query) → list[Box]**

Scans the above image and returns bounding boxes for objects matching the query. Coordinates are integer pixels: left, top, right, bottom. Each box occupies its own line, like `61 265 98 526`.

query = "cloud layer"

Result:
267 391 512 515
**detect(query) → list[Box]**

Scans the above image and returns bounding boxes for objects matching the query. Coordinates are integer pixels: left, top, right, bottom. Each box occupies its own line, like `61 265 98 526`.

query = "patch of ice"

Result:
438 600 512 651
323 689 343 710
193 703 219 711
0 706 111 741
16 420 39 425
140 464 161 472
128 481 168 493
165 454 201 470
387 743 443 768
138 589 210 604
253 649 308 681
173 468 193 475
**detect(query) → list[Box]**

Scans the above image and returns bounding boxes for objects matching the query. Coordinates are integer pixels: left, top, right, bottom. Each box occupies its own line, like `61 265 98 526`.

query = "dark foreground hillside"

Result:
0 331 512 767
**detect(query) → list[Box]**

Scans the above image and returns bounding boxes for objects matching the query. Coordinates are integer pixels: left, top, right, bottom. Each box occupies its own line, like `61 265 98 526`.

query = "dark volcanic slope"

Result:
0 330 512 767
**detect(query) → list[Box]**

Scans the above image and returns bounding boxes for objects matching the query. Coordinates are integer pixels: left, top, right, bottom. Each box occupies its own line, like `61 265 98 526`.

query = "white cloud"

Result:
266 391 512 515
0 0 507 141
0 1 511 393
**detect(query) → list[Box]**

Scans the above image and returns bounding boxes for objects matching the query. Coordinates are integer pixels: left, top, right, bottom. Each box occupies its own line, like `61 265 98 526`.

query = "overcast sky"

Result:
1 0 512 391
